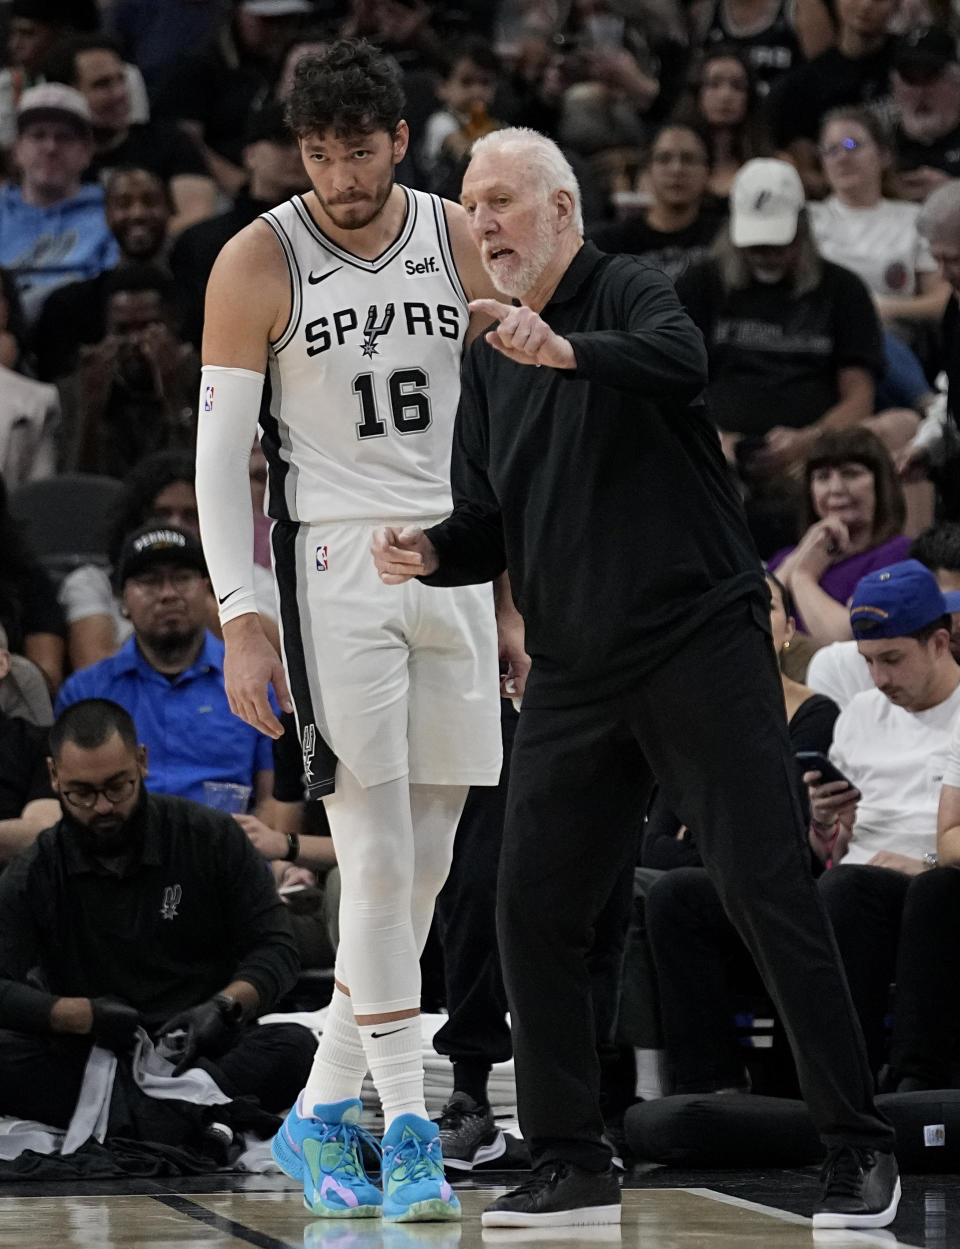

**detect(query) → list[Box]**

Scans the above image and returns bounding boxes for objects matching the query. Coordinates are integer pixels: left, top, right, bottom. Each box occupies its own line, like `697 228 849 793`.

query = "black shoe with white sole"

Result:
813 1146 901 1229
437 1093 506 1170
481 1161 621 1228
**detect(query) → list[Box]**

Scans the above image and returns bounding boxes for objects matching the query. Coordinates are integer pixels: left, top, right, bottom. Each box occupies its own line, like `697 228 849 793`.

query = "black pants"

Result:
890 866 960 1086
647 866 763 1093
497 594 892 1172
433 705 517 1081
434 702 637 1116
0 1023 316 1128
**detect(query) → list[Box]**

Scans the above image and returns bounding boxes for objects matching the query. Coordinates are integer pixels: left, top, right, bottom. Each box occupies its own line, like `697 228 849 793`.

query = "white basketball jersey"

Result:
260 187 470 524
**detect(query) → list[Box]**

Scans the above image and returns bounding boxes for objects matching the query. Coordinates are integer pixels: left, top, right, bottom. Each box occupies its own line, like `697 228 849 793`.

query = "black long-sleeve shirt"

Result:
423 242 766 707
0 794 299 1034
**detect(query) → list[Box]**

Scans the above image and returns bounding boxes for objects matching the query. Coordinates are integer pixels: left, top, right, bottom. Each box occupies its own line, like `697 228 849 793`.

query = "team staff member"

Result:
0 698 312 1126
373 126 900 1232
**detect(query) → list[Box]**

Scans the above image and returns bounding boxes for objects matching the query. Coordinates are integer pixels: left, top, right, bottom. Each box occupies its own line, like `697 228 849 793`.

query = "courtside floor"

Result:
0 1166 954 1249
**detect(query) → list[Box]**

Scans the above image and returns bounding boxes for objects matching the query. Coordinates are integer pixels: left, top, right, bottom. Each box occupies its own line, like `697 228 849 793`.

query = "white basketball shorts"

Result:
272 516 502 793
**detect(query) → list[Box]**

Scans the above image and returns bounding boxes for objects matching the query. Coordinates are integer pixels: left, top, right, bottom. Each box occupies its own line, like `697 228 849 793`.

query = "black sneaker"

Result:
481 1161 621 1227
813 1146 901 1229
438 1092 506 1170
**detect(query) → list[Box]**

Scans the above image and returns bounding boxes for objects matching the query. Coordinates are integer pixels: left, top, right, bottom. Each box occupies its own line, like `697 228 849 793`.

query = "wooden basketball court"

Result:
0 1166 947 1249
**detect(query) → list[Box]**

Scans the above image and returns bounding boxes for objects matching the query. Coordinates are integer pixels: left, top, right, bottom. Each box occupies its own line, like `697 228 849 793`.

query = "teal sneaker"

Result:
275 1096 383 1218
381 1113 461 1223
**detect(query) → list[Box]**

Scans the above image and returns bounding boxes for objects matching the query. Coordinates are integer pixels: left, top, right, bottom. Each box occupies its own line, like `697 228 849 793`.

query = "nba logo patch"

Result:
203 385 215 412
316 545 329 572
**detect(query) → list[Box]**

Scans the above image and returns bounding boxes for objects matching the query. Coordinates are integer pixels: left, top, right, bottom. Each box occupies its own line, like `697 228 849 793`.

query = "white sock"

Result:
302 986 368 1113
634 1047 668 1101
358 1016 427 1126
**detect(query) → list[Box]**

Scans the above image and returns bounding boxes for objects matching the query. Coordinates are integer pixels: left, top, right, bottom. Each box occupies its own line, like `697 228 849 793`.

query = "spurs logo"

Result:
160 884 182 920
360 303 395 357
302 723 317 783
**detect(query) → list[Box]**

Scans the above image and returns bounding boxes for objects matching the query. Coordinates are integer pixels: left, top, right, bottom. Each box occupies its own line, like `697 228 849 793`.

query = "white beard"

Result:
482 216 557 298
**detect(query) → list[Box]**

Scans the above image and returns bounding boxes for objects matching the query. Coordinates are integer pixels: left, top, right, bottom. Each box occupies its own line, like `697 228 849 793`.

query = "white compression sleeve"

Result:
195 365 265 626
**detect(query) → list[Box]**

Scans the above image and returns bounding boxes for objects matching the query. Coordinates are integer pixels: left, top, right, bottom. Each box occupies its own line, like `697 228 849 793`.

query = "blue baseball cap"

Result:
849 559 960 640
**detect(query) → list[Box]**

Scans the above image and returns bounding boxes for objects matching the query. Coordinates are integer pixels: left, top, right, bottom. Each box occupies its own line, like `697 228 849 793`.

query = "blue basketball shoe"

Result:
273 1095 382 1218
381 1113 461 1223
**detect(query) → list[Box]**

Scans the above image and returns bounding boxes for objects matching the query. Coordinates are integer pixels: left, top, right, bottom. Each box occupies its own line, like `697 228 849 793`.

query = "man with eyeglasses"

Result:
55 526 274 809
0 697 314 1131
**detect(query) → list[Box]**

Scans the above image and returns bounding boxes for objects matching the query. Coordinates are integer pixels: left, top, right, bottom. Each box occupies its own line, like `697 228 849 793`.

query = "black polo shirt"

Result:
0 793 298 1033
423 242 765 707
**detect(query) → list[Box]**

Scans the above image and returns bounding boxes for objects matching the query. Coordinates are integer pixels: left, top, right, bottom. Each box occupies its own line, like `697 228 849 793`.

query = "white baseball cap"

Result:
730 158 805 248
17 82 92 135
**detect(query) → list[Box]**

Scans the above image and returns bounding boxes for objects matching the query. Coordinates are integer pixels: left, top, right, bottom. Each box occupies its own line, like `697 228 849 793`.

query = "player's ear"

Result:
556 188 575 231
393 120 410 166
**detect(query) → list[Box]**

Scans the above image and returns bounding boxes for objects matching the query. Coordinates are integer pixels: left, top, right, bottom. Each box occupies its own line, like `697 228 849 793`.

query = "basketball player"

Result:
195 40 511 1222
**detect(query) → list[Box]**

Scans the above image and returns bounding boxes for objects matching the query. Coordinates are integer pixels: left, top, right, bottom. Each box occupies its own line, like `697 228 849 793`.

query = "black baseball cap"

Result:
894 26 958 83
116 525 207 586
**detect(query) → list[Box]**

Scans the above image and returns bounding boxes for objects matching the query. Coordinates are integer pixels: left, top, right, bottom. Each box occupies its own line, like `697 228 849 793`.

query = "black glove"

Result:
157 994 242 1077
90 997 142 1052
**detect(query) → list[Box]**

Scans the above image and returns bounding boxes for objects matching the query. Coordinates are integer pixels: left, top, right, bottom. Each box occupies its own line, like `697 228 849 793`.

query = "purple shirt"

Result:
767 535 912 633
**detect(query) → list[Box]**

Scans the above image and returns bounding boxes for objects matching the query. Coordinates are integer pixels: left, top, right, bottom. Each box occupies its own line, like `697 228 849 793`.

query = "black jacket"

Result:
424 241 765 706
0 793 298 1033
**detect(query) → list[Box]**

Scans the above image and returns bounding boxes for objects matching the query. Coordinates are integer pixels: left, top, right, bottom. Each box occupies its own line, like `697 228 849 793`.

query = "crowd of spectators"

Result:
1 0 960 1159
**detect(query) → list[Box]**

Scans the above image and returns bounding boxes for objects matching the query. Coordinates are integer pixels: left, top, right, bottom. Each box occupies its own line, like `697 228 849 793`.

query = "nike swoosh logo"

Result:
217 587 241 606
371 1027 407 1039
308 267 342 284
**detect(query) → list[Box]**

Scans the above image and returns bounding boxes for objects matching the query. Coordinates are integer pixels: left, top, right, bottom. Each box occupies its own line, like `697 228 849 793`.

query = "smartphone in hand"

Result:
795 751 857 792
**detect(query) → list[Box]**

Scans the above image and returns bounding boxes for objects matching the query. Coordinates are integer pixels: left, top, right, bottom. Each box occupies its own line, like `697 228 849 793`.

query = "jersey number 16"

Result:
353 368 432 440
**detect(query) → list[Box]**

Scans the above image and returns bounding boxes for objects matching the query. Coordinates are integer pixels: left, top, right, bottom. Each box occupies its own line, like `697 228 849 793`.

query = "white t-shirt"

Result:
830 680 960 863
942 708 960 789
807 640 874 708
808 197 937 299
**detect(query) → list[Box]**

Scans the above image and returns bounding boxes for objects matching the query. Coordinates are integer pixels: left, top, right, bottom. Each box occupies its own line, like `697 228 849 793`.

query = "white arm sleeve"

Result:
195 364 265 626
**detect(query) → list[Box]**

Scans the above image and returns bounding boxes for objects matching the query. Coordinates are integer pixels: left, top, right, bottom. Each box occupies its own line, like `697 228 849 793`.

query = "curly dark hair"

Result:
105 450 196 566
285 38 405 140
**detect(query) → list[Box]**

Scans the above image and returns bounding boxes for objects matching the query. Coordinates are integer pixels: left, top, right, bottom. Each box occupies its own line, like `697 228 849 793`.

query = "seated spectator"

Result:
60 450 279 672
641 573 839 1095
809 559 960 1076
0 656 59 861
768 0 898 196
807 519 960 706
151 0 312 198
170 104 307 348
0 83 117 322
690 0 830 99
896 180 960 518
419 36 501 194
674 47 771 201
58 264 198 479
0 698 313 1127
591 122 725 282
0 271 58 485
810 106 949 335
237 711 338 974
32 166 172 382
0 0 99 149
769 427 911 644
55 527 275 810
892 27 960 203
45 34 217 235
0 475 65 695
885 686 960 1089
0 622 53 727
675 158 886 551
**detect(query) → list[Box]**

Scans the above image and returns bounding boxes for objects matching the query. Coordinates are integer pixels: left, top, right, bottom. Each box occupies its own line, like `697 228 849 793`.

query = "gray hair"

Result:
713 208 823 298
469 127 584 235
917 179 960 242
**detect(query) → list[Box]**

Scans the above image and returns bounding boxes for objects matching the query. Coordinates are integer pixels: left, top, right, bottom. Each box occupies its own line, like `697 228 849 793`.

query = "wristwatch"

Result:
922 851 939 869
